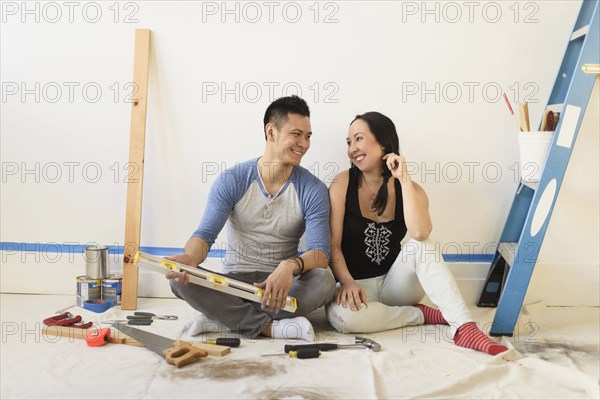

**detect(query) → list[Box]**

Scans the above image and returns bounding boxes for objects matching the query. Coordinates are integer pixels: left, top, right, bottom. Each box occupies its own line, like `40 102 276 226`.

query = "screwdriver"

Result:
205 338 241 348
284 343 338 353
284 342 373 352
262 348 321 359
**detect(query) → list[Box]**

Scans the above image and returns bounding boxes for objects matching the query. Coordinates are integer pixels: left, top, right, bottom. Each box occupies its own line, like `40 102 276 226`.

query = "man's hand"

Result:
254 259 296 313
337 280 367 311
164 253 196 285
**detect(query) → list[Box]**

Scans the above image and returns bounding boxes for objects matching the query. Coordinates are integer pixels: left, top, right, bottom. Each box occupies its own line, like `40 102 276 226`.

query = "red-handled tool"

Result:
43 312 93 329
85 328 111 347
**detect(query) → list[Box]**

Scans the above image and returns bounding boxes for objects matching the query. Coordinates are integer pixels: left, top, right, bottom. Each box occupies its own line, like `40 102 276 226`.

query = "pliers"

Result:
129 312 178 320
103 312 178 326
43 312 93 329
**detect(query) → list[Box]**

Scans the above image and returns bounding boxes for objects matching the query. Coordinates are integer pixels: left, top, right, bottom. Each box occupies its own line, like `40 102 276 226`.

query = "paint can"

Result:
76 275 101 307
84 244 108 279
102 274 122 305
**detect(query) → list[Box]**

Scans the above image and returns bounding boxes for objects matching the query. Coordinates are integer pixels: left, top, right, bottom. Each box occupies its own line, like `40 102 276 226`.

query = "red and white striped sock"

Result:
414 304 448 325
454 322 508 355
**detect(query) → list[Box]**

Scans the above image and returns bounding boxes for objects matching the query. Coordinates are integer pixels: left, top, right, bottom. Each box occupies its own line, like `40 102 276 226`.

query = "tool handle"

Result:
284 343 338 353
292 348 321 359
163 341 207 368
212 338 241 347
127 315 153 320
126 319 152 325
519 103 531 131
133 312 155 317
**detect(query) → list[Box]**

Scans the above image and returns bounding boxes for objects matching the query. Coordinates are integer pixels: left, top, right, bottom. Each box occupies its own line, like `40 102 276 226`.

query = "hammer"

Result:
355 336 382 352
284 336 381 353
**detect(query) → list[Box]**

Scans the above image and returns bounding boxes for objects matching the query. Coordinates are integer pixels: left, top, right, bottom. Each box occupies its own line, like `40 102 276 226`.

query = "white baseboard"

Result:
435 262 600 307
2 253 598 307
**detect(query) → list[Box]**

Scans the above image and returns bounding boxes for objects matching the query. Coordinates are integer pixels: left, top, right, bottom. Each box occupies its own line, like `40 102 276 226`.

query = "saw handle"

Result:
284 343 338 353
163 340 208 368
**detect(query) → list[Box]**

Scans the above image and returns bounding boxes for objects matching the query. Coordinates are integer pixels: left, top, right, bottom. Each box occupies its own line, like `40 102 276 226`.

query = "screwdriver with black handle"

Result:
285 343 338 353
205 338 241 348
263 348 321 359
284 343 365 353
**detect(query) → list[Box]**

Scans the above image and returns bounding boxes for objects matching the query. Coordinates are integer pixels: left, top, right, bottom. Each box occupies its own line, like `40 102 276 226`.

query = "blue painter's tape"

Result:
443 253 494 263
0 242 492 263
84 299 114 313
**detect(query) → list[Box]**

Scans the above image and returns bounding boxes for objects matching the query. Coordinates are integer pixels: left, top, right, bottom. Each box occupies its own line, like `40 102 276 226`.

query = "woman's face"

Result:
347 118 384 172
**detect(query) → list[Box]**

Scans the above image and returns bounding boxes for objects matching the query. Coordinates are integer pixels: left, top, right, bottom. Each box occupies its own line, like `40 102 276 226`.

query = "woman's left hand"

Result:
382 153 409 183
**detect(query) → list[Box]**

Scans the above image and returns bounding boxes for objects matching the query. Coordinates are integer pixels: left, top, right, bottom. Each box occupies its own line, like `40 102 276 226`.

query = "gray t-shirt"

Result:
192 157 330 274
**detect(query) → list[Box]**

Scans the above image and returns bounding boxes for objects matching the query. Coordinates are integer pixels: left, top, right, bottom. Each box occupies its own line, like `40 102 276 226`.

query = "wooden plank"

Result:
190 342 231 356
122 29 151 310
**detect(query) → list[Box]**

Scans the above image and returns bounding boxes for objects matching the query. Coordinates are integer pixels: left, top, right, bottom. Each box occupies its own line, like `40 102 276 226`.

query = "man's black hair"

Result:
263 95 310 140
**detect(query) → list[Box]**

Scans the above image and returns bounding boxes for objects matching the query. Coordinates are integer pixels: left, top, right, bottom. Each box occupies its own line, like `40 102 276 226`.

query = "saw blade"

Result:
112 322 174 357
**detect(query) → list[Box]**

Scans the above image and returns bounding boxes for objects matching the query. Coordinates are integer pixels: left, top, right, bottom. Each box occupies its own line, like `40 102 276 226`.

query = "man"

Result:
167 95 336 341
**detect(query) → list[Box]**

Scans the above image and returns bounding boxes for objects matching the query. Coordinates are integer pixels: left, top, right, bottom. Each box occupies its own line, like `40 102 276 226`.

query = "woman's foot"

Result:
414 304 448 325
454 322 508 355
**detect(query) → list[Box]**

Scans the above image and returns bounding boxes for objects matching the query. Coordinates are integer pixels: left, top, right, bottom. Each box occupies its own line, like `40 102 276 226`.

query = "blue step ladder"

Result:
477 0 600 336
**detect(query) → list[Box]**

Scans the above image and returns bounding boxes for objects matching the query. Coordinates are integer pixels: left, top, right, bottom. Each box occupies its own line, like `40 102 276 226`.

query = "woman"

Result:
325 112 507 355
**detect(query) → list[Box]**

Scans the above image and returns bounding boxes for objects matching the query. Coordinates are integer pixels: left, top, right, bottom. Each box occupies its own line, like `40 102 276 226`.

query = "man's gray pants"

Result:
170 267 336 338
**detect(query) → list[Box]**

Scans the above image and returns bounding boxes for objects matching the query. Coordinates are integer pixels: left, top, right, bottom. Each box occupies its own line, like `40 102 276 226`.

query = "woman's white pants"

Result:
326 239 473 336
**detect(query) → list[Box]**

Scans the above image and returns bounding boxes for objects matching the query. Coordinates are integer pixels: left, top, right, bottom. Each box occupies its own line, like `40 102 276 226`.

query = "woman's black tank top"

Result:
341 167 407 279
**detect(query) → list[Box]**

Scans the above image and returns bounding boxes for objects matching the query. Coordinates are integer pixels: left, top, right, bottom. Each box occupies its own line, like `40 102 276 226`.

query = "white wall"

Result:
1 1 598 305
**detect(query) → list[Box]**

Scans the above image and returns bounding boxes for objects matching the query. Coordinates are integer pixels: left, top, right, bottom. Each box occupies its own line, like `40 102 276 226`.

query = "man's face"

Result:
269 113 312 165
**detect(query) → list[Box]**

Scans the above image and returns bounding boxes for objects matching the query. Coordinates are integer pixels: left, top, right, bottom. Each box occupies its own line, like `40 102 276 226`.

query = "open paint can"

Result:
84 245 109 279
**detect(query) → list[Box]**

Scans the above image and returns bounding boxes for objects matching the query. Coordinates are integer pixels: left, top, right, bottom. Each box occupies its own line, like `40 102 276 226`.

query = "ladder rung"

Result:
498 242 517 267
582 64 600 74
517 181 538 195
546 103 564 113
570 25 589 41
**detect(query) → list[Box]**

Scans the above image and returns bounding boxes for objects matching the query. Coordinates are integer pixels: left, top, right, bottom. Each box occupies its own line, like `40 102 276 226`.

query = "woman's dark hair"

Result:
350 112 400 216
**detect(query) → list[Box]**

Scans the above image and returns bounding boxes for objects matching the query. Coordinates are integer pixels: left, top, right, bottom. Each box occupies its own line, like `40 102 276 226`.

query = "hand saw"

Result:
133 252 298 313
113 322 207 368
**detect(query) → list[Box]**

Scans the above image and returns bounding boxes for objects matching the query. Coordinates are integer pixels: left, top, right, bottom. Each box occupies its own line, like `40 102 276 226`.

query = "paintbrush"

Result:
503 93 521 131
